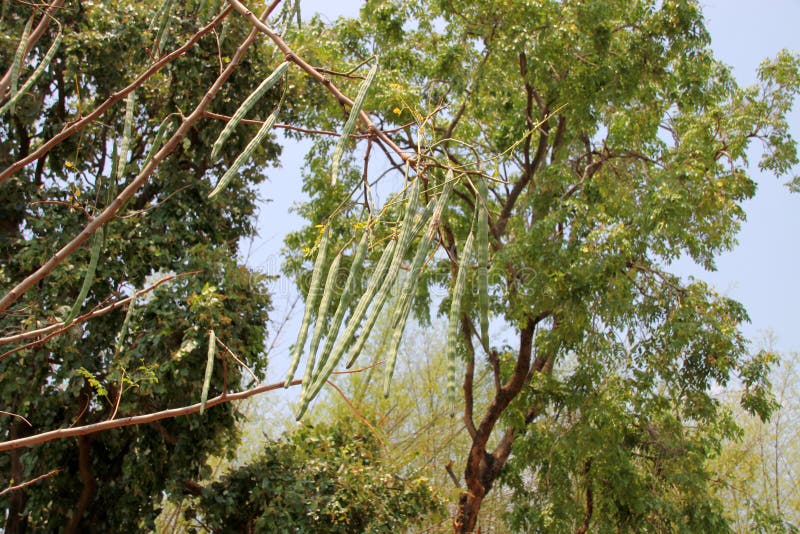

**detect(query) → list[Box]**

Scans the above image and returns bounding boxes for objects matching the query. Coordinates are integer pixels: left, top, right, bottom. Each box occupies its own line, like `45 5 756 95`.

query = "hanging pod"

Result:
210 61 290 162
200 329 216 415
306 229 370 387
330 58 379 185
208 106 281 199
301 251 343 395
447 222 475 408
345 176 424 368
382 179 454 397
284 227 330 387
295 236 395 420
6 16 32 116
0 29 62 117
63 227 104 325
477 177 490 349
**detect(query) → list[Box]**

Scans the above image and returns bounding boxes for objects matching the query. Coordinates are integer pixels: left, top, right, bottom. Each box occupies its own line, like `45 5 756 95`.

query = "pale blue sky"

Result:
246 1 800 383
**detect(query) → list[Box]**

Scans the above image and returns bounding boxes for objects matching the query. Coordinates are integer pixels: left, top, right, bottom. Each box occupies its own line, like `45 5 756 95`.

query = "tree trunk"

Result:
64 434 96 533
5 420 30 533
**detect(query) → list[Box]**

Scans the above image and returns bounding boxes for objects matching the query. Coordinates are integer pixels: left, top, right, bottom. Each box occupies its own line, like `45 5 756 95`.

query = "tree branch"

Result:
0 379 304 453
0 469 62 497
226 0 414 168
0 0 66 99
462 317 477 439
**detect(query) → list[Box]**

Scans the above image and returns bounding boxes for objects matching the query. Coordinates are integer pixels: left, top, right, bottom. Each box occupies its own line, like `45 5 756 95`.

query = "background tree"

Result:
283 0 800 531
0 1 280 530
712 350 800 532
185 420 442 533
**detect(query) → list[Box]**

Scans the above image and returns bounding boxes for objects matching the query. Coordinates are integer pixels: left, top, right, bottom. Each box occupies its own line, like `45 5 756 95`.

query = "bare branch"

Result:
0 379 304 453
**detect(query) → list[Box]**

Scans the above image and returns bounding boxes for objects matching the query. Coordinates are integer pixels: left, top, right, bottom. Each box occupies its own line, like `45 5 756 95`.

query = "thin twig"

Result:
215 337 259 385
0 410 32 427
0 469 63 497
325 379 386 448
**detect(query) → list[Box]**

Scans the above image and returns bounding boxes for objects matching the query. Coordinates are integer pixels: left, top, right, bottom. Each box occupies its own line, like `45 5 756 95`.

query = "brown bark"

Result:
4 420 31 533
455 318 537 533
575 460 594 534
0 378 303 453
64 435 97 534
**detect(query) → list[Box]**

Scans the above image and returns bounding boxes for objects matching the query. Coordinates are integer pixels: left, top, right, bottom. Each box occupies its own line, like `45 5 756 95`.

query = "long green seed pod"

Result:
382 180 454 396
295 237 395 420
7 16 32 116
477 177 490 348
114 290 138 357
330 59 379 185
200 329 216 415
116 91 137 183
209 106 280 198
142 114 175 168
309 229 370 384
0 30 61 117
447 227 475 406
64 226 104 325
211 61 289 162
302 251 342 393
284 228 330 386
345 177 423 367
329 237 396 371
152 0 175 51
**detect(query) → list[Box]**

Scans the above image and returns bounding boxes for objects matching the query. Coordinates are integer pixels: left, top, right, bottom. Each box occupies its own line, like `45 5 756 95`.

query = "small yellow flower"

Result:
392 107 402 115
65 160 73 168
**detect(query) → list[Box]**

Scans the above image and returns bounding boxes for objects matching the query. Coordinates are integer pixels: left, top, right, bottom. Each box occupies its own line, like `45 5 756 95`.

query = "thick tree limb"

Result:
0 379 303 453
